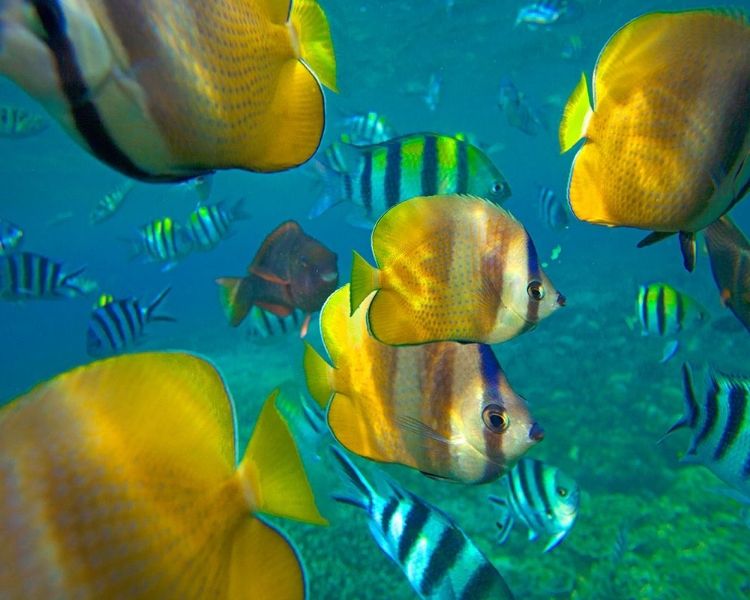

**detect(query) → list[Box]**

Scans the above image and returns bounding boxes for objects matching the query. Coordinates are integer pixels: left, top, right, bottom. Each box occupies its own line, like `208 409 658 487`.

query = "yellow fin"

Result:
367 289 421 345
228 517 305 600
290 0 338 92
238 389 328 525
303 341 334 409
327 391 391 463
257 0 293 24
559 73 592 153
350 250 379 315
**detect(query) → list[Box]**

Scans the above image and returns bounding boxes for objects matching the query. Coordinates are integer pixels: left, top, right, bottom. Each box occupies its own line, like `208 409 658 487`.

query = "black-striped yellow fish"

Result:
125 217 194 271
304 285 544 485
0 0 337 182
309 133 511 227
636 282 708 338
90 179 136 225
0 105 46 138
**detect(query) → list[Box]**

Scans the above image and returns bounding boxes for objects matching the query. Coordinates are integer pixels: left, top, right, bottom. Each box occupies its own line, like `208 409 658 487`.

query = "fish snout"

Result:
556 292 567 307
320 271 338 283
529 422 545 442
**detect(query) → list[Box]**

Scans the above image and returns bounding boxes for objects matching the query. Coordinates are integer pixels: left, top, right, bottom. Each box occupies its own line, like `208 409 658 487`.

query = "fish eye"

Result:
527 281 545 301
491 182 504 194
299 256 309 268
557 487 567 497
482 404 509 433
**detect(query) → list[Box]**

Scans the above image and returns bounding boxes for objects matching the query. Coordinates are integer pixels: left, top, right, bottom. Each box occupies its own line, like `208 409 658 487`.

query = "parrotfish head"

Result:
289 239 339 312
460 354 543 483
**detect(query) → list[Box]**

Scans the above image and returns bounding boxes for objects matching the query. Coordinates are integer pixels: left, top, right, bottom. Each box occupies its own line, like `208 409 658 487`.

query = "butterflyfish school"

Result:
0 352 327 600
350 194 565 346
559 9 750 272
304 285 544 485
0 0 337 182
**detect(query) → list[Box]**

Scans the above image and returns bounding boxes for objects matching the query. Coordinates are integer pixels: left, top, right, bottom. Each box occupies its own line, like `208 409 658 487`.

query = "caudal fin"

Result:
657 363 699 444
145 286 176 323
216 277 254 327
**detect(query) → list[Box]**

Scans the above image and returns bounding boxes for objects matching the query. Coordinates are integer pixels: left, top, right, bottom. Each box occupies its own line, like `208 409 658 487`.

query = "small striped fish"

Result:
0 219 22 256
338 111 398 145
246 306 306 342
489 458 580 552
186 198 249 251
538 185 569 230
308 132 511 226
331 447 515 600
86 287 176 357
90 179 136 224
636 282 708 337
0 252 87 301
126 217 194 271
0 106 47 138
661 364 750 504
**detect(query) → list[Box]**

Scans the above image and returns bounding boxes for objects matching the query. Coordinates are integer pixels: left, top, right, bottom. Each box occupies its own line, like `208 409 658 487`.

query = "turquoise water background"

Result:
1 0 750 598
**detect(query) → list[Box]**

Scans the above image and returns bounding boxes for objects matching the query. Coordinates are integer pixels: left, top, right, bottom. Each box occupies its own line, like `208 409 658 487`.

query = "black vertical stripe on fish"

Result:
384 141 402 208
380 498 399 535
675 289 685 333
743 451 750 479
103 303 127 345
120 302 138 338
533 458 552 520
690 383 720 454
517 459 542 530
92 311 118 350
22 252 35 294
524 237 541 324
8 252 19 294
31 0 154 181
419 526 464 597
343 173 353 200
640 287 649 332
656 285 666 336
456 140 469 193
459 562 498 600
713 384 747 461
50 260 62 296
397 501 430 564
421 136 439 196
360 152 373 216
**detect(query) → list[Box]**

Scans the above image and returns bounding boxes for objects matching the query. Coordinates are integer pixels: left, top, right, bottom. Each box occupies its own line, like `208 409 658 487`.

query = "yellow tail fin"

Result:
237 389 328 525
350 250 379 315
303 341 334 409
290 0 338 92
559 73 592 154
228 517 305 600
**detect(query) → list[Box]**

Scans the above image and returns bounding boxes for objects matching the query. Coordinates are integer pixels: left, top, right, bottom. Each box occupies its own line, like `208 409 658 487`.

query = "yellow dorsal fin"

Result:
319 284 372 367
289 0 338 92
303 341 335 409
559 73 592 153
237 389 328 525
350 250 379 315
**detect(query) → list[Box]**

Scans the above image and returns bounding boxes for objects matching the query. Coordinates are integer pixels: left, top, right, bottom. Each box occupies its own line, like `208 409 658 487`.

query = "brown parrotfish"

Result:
217 220 338 337
0 351 328 599
0 0 337 182
559 9 750 272
304 284 544 485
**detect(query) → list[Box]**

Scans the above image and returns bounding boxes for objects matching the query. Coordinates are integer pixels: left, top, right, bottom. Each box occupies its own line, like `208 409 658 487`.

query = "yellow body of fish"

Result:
0 0 336 181
0 352 326 599
304 285 543 484
560 10 750 238
350 194 565 346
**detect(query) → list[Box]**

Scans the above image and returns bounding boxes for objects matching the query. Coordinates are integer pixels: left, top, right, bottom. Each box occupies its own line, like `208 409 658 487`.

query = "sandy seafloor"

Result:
1 0 750 598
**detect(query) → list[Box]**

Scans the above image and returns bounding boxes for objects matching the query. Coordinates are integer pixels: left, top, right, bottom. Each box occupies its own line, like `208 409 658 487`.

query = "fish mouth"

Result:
556 292 567 307
529 422 545 442
320 271 338 283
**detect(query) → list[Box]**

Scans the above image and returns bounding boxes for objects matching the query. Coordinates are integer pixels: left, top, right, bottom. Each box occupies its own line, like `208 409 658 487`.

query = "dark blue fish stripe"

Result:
640 286 649 332
121 300 138 337
419 525 463 596
103 303 127 346
384 141 402 208
8 252 19 294
691 381 719 453
533 459 552 522
380 498 399 533
459 562 497 600
675 290 685 333
343 174 353 201
397 500 430 564
656 285 666 336
92 311 118 350
517 459 543 531
360 151 373 216
744 451 750 479
22 252 35 295
31 0 155 181
713 383 747 461
421 135 438 196
456 140 469 193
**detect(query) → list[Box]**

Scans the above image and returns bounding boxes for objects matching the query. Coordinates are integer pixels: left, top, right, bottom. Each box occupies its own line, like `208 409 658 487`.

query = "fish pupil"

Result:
558 487 567 497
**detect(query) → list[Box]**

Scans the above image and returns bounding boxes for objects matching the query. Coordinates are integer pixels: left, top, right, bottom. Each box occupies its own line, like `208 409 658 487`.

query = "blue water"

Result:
1 0 750 598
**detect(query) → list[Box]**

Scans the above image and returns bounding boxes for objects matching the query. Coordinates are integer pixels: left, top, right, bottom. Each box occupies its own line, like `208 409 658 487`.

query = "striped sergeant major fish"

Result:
331 446 516 600
125 217 194 271
308 132 512 227
660 364 750 504
90 179 137 224
86 286 176 357
246 306 307 342
489 458 580 552
0 219 22 256
636 282 708 337
186 198 250 252
0 105 47 138
0 252 87 301
0 0 337 182
337 110 398 146
538 185 569 231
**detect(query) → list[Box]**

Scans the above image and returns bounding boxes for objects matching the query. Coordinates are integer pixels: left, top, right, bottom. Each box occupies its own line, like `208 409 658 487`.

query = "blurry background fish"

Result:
170 174 215 203
0 219 22 256
185 198 250 252
498 77 548 136
515 0 584 29
124 217 195 271
336 110 398 146
538 185 569 231
89 179 137 225
560 35 585 60
0 252 89 301
0 105 47 139
245 306 309 343
424 73 442 111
